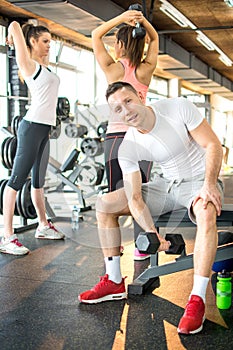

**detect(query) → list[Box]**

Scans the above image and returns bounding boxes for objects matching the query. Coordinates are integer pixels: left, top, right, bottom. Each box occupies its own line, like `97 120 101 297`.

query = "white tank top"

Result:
23 62 60 126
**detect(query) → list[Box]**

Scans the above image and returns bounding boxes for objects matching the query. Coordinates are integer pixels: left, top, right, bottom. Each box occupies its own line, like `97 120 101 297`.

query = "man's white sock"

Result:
190 274 209 303
104 256 122 284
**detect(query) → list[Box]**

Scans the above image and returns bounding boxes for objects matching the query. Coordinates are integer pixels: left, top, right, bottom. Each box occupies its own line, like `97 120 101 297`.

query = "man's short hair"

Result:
106 81 138 101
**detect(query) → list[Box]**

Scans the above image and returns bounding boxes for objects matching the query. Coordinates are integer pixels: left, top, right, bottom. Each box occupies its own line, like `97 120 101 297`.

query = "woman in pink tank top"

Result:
92 9 158 191
92 9 158 260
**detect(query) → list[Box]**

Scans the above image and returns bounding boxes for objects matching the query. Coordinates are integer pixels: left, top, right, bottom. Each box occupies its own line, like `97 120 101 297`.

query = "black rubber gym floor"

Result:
0 175 232 350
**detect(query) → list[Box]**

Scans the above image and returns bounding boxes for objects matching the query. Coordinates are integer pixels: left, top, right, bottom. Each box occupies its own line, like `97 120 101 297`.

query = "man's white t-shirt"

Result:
118 97 206 180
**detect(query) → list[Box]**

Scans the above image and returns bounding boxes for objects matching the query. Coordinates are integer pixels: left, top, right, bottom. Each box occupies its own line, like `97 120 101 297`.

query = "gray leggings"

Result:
8 119 51 191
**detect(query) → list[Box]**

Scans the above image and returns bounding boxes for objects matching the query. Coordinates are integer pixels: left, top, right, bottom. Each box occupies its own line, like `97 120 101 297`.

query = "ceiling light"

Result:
224 0 233 7
219 54 233 66
196 33 216 51
159 0 232 67
160 3 189 27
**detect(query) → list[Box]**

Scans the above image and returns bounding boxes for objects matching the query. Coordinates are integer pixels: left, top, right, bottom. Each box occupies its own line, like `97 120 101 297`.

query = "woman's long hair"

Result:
116 25 145 67
22 23 50 52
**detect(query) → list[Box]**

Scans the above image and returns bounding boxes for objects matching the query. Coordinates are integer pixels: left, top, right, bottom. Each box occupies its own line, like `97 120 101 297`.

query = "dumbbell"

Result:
136 232 185 255
128 4 146 39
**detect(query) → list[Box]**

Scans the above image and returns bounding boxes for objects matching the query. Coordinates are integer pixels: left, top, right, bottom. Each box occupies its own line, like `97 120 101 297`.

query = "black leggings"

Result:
7 119 50 191
104 132 153 192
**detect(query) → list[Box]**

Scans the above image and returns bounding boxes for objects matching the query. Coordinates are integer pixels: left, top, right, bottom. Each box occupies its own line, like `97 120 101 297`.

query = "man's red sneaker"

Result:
177 295 205 334
78 274 127 304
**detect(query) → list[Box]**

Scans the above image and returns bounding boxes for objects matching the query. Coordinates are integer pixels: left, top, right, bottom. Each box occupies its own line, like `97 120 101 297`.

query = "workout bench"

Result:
128 205 233 295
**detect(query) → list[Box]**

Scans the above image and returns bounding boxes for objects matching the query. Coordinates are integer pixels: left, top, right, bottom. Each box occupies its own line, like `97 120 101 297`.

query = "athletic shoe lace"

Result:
94 275 110 290
11 238 23 247
48 222 58 232
185 299 202 317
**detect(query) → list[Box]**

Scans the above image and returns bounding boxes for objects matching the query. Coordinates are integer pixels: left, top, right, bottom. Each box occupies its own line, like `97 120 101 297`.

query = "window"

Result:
181 86 209 120
147 76 168 102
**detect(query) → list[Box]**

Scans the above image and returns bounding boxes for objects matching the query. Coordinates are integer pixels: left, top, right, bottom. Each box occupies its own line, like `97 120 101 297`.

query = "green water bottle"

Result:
216 269 232 309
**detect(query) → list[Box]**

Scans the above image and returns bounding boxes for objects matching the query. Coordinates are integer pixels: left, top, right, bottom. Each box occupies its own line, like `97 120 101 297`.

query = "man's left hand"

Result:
192 184 222 216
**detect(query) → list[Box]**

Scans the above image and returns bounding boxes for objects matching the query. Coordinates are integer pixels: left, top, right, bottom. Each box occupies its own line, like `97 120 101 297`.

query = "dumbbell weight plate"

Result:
0 178 19 216
94 162 105 186
11 115 23 136
3 137 12 170
65 123 78 138
0 179 8 215
50 118 61 139
0 178 20 217
56 97 70 118
20 178 37 219
1 138 10 169
80 137 104 157
16 116 23 133
77 163 103 186
65 123 88 138
0 179 5 215
136 232 160 254
7 136 17 169
165 234 185 255
97 121 108 137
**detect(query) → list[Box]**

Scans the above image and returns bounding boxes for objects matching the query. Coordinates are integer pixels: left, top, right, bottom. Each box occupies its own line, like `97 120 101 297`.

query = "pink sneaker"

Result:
134 248 150 261
178 295 205 334
78 274 127 304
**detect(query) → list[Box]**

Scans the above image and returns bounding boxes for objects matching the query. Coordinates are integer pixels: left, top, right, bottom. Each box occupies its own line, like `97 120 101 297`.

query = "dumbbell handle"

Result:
136 232 185 255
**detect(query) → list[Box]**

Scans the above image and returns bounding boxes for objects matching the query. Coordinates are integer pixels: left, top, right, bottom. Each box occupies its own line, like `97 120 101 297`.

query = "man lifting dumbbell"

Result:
78 82 223 336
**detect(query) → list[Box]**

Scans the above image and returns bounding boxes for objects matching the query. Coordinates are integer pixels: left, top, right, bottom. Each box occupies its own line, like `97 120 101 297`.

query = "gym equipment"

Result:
60 149 80 172
56 97 70 120
48 153 90 210
1 136 17 170
50 96 71 138
65 123 88 138
128 206 233 295
136 232 160 254
0 177 36 219
165 234 185 254
48 148 105 209
11 115 22 136
0 179 8 215
80 137 104 157
76 162 104 186
97 121 108 138
1 137 10 169
129 4 146 39
20 178 37 219
212 230 233 272
136 232 185 255
50 117 61 139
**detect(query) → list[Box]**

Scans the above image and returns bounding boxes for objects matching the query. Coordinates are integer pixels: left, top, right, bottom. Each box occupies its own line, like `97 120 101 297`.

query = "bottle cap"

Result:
218 269 231 278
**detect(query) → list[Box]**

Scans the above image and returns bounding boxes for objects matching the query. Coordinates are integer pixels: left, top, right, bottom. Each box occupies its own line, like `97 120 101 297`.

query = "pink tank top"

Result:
107 58 149 133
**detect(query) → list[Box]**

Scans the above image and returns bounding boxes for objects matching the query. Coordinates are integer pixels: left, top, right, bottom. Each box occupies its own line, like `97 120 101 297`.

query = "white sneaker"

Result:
35 222 65 240
0 234 29 255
